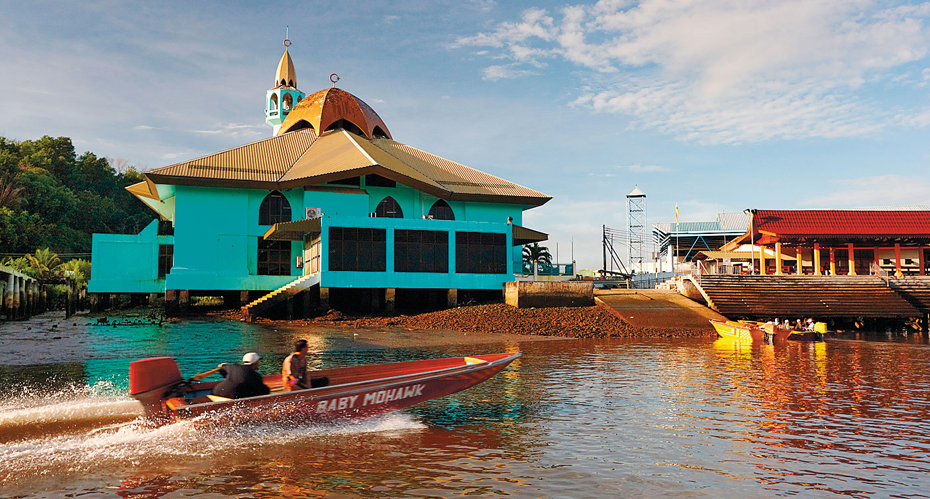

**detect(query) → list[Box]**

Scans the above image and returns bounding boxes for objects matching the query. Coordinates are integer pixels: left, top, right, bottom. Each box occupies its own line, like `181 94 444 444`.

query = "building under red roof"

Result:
724 209 930 277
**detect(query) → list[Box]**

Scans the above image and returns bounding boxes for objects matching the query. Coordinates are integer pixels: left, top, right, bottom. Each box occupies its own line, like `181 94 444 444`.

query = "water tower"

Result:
627 186 646 273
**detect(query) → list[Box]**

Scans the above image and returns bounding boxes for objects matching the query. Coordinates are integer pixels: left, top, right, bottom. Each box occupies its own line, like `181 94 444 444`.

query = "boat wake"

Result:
0 383 426 484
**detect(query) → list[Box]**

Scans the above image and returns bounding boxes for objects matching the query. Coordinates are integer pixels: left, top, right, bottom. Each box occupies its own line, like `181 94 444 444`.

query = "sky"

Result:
1 0 929 272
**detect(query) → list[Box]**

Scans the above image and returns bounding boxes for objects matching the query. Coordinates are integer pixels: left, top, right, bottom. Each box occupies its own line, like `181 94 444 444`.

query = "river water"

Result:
1 318 929 498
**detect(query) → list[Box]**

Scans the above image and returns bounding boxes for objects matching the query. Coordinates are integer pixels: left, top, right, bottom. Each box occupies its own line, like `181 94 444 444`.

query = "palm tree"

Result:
27 248 62 279
523 243 553 269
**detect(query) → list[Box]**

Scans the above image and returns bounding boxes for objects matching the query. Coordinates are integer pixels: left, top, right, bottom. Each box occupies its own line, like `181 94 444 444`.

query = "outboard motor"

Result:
129 357 183 418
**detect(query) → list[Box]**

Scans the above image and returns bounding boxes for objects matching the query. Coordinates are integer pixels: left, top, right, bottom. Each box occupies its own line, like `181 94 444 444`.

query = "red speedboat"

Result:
129 352 521 422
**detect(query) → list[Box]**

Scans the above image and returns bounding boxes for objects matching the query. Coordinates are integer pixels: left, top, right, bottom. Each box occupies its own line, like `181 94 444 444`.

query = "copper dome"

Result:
276 87 392 140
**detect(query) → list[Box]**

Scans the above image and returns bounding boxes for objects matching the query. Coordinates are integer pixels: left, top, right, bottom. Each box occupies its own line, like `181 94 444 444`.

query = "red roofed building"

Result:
724 210 930 277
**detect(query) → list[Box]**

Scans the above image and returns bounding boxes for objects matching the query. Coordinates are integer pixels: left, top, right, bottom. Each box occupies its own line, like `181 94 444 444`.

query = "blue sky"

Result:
1 0 929 271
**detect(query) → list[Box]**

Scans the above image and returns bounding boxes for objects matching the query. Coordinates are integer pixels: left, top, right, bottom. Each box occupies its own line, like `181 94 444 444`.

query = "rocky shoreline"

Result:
214 303 716 339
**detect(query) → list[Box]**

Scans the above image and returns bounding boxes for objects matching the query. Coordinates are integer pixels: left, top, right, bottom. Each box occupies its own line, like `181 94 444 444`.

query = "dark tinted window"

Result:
259 191 292 225
395 230 448 273
456 232 507 274
427 200 455 220
374 196 403 218
258 238 292 276
329 227 386 272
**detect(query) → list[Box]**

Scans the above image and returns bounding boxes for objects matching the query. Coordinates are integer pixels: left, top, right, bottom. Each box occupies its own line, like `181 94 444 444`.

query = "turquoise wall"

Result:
88 220 173 293
92 177 539 293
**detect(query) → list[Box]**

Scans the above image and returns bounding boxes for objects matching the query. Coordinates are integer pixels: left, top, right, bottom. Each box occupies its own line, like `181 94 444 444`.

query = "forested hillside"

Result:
0 135 155 255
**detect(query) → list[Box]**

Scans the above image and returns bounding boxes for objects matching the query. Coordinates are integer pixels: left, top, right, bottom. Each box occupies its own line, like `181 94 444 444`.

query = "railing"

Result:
520 262 574 277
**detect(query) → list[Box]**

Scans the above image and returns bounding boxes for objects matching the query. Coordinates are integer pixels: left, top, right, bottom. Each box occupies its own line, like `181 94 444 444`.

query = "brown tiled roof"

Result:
141 129 550 206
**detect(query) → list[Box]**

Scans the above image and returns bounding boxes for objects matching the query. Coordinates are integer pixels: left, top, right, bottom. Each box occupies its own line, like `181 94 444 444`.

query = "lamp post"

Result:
744 208 756 275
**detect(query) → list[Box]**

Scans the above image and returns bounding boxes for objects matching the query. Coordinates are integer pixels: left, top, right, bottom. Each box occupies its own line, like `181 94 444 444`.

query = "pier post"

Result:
240 290 250 306
319 287 330 311
447 288 458 308
179 290 190 313
4 273 12 319
13 276 21 319
385 288 396 314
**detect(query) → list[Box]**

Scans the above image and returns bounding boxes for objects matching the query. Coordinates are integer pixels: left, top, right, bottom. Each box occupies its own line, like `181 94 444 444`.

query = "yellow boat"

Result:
710 320 826 342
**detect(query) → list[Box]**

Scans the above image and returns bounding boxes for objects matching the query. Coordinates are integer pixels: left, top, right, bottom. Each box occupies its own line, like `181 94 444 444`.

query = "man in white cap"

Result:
211 352 271 399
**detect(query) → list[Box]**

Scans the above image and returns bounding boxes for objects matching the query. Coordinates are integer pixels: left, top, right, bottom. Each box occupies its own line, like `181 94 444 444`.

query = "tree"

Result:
61 258 91 282
27 247 62 279
523 243 553 268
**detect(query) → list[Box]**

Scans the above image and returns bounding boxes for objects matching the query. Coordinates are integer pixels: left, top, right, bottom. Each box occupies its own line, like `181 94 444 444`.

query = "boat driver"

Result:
212 352 271 399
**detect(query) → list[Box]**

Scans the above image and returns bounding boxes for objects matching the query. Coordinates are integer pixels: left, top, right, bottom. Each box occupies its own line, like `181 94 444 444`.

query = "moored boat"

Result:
129 352 521 423
710 320 826 342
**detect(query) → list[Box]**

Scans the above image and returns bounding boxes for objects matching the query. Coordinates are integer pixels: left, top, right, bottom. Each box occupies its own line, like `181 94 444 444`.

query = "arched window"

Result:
280 79 287 87
427 200 454 220
296 95 303 104
283 93 293 111
284 120 314 133
270 94 278 110
259 191 291 225
375 196 403 218
324 119 365 137
372 126 388 139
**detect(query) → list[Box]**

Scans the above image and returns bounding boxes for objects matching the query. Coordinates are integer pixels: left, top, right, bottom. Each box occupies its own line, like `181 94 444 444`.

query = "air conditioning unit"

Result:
305 207 322 219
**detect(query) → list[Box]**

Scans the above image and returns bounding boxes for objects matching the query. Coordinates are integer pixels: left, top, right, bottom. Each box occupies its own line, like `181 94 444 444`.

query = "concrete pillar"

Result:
814 243 822 275
874 248 881 275
830 248 836 275
796 248 803 275
775 243 783 275
447 288 458 308
385 288 396 314
371 289 380 311
240 290 250 306
759 246 766 275
3 273 11 318
13 276 21 318
302 289 312 317
847 243 856 275
920 247 926 276
286 294 294 320
179 289 190 313
319 287 330 310
894 243 903 277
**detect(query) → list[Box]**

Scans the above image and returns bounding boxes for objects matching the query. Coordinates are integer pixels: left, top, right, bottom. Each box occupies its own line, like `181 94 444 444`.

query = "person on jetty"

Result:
282 339 310 391
212 352 270 399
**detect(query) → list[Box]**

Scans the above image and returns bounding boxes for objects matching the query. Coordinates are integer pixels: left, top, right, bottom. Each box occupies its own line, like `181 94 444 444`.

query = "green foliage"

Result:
0 135 155 254
26 247 62 279
1 256 34 275
522 242 553 273
61 258 91 283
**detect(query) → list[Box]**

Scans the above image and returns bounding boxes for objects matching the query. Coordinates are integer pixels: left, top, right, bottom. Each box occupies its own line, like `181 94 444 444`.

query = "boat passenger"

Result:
282 339 310 391
806 319 815 331
212 352 270 399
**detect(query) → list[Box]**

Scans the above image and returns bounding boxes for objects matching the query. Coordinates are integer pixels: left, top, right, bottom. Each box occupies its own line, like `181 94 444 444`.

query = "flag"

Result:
675 203 679 228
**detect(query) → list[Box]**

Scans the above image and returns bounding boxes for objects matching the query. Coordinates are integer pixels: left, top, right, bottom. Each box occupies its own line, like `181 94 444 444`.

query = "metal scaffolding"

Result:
627 186 646 274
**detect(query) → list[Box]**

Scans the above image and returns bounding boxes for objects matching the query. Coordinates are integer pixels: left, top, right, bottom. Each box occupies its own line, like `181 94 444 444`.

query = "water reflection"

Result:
2 320 930 497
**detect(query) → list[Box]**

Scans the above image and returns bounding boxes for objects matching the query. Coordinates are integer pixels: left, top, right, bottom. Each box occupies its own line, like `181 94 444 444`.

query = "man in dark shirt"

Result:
212 352 271 399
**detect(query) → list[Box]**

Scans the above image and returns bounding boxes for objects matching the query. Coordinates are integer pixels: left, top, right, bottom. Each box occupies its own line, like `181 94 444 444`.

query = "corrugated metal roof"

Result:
718 212 750 231
149 129 317 182
754 210 930 237
143 128 550 206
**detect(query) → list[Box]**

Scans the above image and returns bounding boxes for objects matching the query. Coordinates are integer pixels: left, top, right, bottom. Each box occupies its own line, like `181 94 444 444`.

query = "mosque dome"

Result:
276 87 392 140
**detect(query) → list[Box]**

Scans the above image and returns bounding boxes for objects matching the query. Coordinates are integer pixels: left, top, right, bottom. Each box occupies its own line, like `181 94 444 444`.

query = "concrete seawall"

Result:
504 281 594 308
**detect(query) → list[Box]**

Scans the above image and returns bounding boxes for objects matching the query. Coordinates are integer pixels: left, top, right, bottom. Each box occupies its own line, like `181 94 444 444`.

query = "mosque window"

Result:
286 120 314 133
395 229 448 273
427 200 454 221
366 175 396 188
283 93 293 111
257 238 291 276
372 126 388 139
270 94 278 110
329 176 361 186
456 232 506 274
259 191 292 225
328 227 386 272
297 95 303 104
374 196 403 218
158 244 173 279
324 119 365 137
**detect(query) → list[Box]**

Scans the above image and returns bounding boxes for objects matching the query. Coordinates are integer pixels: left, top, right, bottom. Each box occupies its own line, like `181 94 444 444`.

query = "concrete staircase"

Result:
241 273 321 318
888 276 930 314
693 275 922 318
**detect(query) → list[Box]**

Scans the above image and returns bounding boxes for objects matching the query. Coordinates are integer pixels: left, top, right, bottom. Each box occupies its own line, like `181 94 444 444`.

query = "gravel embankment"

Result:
220 303 715 339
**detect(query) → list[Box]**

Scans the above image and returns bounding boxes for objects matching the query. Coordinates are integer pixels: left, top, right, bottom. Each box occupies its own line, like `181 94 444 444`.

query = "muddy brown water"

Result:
1 313 929 497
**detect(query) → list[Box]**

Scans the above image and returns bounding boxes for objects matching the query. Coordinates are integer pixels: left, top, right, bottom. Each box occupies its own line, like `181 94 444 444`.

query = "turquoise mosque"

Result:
89 38 551 315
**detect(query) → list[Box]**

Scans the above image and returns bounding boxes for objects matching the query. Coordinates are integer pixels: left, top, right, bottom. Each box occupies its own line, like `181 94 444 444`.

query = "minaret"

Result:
266 28 305 135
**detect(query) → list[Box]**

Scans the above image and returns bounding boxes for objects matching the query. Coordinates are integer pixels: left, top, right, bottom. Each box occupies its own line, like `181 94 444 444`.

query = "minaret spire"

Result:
266 28 305 135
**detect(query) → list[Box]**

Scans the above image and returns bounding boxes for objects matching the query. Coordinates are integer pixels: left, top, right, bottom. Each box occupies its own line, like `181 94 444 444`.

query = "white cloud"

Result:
189 123 266 138
482 64 538 81
456 1 930 143
615 163 670 172
801 174 930 207
896 108 930 127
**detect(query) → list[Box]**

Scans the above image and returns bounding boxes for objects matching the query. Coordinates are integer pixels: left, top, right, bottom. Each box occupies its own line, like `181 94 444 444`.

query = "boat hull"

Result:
710 320 824 343
131 353 521 423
